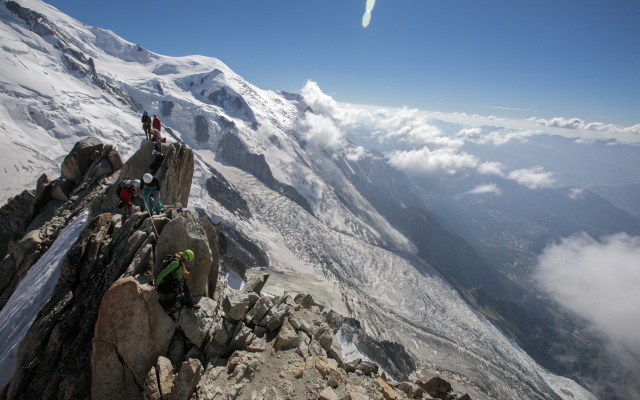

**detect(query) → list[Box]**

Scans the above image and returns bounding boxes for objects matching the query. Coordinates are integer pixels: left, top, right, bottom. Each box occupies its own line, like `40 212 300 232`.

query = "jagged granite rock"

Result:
92 277 175 400
1 139 203 399
60 137 104 184
243 273 269 294
156 356 175 400
176 297 217 347
167 359 201 400
0 140 120 310
92 140 194 213
155 211 213 297
0 190 34 261
419 376 453 399
200 218 221 298
143 366 161 400
221 290 260 321
1 137 472 400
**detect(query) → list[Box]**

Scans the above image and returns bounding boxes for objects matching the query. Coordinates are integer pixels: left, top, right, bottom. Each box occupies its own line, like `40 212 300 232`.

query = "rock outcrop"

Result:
0 190 34 261
0 138 124 310
91 140 194 212
155 211 214 297
0 138 473 400
92 277 175 400
1 138 197 399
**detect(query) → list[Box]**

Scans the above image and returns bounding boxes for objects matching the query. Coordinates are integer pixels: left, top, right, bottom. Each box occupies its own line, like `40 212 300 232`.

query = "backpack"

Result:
159 254 179 278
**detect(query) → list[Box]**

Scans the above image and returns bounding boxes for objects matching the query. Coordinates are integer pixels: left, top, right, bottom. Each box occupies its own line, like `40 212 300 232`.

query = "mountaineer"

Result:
141 173 161 215
117 179 139 220
150 149 165 173
152 114 162 133
141 111 151 140
154 250 200 311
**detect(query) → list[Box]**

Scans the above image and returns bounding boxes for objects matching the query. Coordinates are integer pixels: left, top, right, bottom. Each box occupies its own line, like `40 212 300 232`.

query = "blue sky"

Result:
45 0 640 127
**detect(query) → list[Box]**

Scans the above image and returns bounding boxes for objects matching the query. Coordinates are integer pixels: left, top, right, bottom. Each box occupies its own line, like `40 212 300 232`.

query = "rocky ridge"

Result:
0 138 472 400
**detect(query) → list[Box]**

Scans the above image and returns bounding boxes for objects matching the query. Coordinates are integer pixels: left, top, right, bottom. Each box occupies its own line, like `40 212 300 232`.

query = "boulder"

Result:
177 297 218 347
168 359 202 400
419 376 453 399
274 319 301 350
319 387 339 400
200 218 221 298
222 290 260 321
243 273 269 294
311 356 343 385
378 377 399 400
167 335 185 366
155 211 213 297
106 145 124 171
396 381 424 398
227 322 255 354
92 277 175 399
244 296 273 326
50 178 74 201
262 302 290 332
227 351 260 382
143 366 161 400
60 137 104 183
157 356 175 400
316 329 344 368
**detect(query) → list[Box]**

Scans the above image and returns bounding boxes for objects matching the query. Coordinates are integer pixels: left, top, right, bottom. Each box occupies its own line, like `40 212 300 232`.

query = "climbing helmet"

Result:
182 249 194 261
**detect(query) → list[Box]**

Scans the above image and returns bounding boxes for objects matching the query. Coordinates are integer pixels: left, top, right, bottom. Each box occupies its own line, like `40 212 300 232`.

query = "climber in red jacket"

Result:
152 114 161 132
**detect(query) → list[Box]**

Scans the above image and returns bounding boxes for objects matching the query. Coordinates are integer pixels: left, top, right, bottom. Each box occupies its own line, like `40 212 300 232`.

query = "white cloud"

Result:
507 166 556 189
532 117 640 135
301 80 339 116
387 146 478 174
477 161 505 177
457 127 482 141
535 232 640 359
345 145 366 161
375 107 463 149
467 183 502 195
297 112 344 149
458 127 538 146
568 187 585 200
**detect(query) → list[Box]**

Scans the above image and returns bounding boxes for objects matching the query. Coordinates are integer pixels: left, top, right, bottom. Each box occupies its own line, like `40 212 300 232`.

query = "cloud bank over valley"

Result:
299 81 640 193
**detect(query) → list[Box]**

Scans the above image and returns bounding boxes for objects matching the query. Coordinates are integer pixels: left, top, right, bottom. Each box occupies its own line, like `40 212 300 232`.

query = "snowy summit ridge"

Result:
0 0 599 399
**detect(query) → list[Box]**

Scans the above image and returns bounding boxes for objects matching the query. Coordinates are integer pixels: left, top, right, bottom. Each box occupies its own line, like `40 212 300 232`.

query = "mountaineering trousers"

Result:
142 187 161 214
157 278 195 308
143 123 151 139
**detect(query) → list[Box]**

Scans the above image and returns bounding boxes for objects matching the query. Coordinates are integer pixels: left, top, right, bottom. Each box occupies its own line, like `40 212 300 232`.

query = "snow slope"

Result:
0 210 88 389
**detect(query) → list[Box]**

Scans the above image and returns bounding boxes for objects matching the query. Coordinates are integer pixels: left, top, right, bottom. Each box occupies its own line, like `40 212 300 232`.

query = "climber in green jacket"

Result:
154 249 200 310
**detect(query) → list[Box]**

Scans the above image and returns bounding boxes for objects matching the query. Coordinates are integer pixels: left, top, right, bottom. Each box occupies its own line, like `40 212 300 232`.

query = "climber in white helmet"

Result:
141 173 161 215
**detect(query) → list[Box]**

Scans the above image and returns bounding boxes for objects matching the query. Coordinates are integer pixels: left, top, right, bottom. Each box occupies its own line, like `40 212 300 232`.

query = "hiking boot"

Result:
187 304 200 310
165 306 178 312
